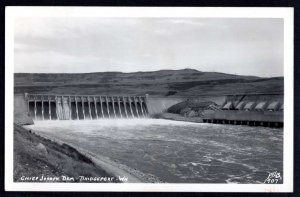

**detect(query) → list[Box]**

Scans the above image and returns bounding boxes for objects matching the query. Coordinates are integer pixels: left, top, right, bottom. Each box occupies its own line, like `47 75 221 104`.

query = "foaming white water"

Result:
24 118 283 183
31 118 203 128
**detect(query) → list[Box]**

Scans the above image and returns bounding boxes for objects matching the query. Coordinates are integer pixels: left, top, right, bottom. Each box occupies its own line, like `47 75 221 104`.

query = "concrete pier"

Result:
25 93 149 120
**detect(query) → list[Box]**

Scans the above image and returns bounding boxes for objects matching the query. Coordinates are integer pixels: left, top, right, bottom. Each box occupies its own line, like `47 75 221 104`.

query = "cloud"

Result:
14 17 283 77
163 18 206 26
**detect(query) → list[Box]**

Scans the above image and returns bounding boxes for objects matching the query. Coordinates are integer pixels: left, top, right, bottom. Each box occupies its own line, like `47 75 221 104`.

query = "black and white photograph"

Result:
5 7 294 192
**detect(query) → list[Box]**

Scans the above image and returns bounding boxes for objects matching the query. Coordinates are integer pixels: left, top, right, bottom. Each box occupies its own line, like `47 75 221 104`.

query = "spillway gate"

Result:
25 93 149 120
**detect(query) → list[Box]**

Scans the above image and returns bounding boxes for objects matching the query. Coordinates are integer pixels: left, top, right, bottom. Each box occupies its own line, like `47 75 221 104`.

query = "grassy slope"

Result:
14 124 118 182
14 69 283 96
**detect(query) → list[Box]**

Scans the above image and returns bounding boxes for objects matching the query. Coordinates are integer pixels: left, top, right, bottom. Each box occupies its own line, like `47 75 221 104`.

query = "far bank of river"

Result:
152 113 203 123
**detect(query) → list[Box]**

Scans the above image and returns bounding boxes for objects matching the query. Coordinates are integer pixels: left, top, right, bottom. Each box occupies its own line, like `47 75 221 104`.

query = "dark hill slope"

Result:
14 69 283 96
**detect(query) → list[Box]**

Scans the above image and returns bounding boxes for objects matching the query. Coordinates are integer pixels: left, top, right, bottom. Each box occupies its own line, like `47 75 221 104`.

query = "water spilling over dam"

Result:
25 93 149 120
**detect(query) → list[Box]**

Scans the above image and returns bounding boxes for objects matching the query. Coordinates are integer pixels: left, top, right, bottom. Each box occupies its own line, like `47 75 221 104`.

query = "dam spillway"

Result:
25 93 149 120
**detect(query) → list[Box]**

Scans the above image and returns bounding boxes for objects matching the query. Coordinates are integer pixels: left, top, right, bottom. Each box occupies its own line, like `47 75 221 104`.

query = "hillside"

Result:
14 69 283 96
14 124 117 182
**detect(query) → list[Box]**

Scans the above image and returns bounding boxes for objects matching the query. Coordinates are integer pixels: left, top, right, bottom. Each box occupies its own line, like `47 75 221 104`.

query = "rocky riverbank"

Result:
152 113 203 123
152 100 221 123
14 123 119 183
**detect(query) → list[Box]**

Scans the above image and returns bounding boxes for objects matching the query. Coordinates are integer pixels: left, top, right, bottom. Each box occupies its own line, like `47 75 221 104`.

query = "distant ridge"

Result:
14 68 260 78
14 69 283 96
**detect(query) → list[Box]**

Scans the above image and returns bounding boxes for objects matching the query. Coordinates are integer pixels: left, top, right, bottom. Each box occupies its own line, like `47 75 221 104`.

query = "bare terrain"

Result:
14 124 118 182
14 69 283 96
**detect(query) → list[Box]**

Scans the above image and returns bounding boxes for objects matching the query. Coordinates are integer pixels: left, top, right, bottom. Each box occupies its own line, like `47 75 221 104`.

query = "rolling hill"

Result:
14 69 283 96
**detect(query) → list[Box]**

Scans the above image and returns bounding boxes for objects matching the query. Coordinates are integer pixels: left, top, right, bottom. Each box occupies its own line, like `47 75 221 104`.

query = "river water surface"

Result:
25 119 283 183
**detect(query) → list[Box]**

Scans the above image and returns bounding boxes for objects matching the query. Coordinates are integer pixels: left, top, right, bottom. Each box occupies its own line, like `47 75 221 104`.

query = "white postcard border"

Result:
5 6 294 192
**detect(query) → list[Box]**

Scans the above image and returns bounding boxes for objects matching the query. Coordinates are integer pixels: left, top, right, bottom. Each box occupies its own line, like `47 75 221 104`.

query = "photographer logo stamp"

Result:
264 171 282 184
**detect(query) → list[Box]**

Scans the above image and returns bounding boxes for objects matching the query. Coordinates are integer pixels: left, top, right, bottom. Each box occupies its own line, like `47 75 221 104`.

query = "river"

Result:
25 119 283 183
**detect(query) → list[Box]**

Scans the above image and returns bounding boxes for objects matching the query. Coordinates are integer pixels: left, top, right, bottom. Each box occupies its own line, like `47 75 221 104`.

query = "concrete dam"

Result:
25 93 149 120
15 93 283 128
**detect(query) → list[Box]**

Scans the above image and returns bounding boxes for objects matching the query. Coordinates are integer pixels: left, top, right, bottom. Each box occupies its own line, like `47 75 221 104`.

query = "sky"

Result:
14 17 283 77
